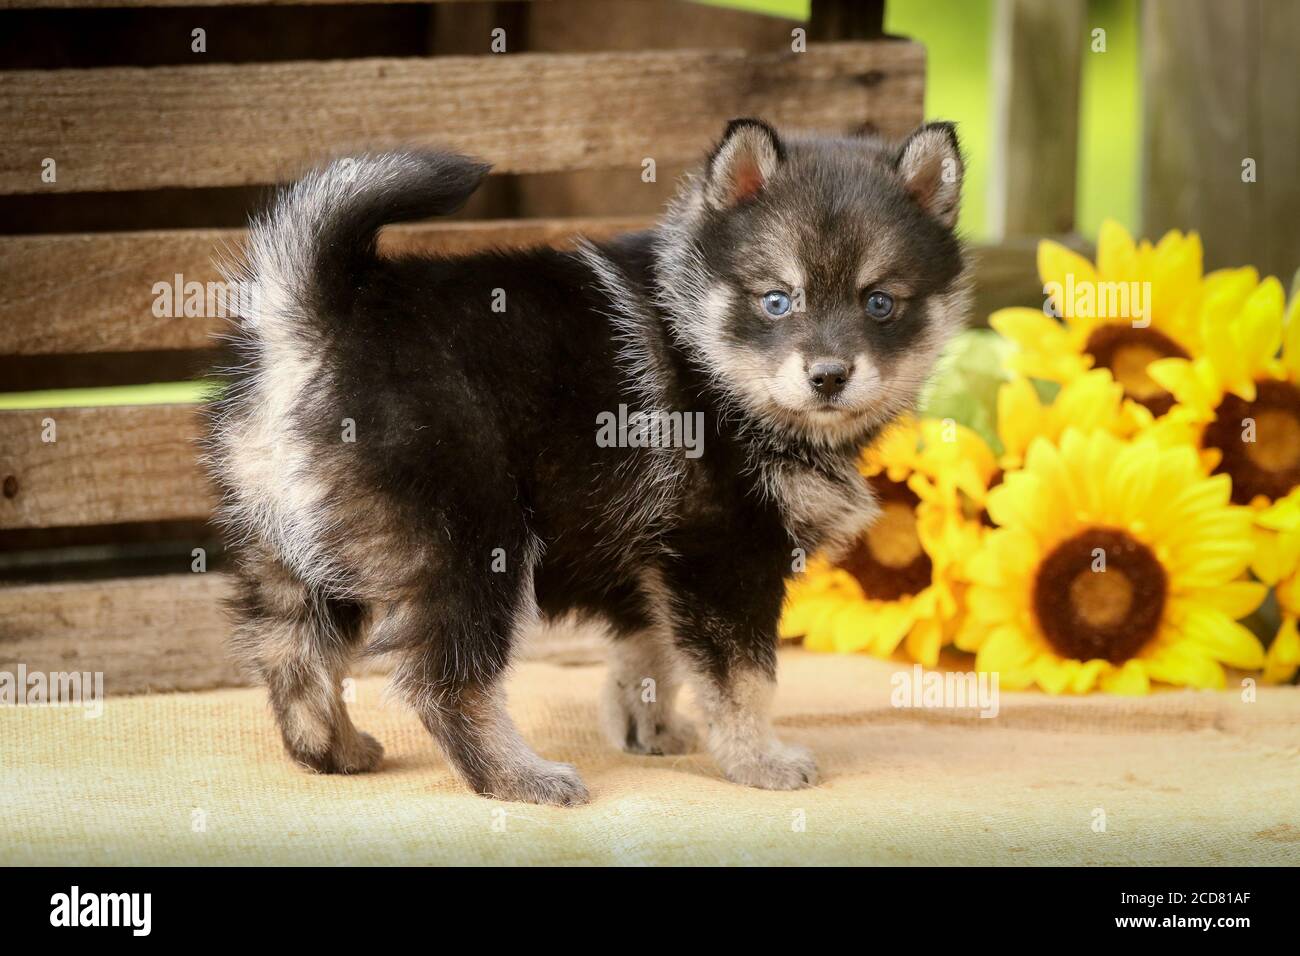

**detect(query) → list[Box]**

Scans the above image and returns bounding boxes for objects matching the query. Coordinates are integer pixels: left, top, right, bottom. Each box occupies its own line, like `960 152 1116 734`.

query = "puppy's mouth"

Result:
763 385 874 421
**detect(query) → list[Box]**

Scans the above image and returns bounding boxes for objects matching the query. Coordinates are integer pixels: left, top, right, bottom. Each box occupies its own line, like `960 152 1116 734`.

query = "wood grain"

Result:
1142 0 1300 279
0 573 241 694
0 42 924 194
0 217 649 356
988 0 1084 238
0 405 213 530
0 571 591 694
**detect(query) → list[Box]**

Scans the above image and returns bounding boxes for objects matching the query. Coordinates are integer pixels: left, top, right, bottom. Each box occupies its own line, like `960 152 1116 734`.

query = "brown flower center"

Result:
840 476 932 602
1033 528 1167 664
1083 324 1189 417
1202 380 1300 504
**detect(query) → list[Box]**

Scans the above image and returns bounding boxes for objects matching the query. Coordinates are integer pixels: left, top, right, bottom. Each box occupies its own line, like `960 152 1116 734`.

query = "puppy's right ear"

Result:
704 118 784 210
894 122 964 228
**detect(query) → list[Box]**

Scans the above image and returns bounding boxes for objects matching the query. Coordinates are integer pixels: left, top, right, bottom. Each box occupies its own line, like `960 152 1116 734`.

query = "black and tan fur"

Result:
205 119 969 805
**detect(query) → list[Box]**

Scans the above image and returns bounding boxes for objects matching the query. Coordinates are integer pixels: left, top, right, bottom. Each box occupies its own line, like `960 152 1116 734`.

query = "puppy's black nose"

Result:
808 361 850 398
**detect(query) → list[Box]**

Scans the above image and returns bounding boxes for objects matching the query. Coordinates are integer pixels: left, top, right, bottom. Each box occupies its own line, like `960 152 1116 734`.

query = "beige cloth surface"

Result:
2 649 1298 865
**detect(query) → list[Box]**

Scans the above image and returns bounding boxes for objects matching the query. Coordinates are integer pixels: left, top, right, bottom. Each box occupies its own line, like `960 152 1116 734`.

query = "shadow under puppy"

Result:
205 118 970 805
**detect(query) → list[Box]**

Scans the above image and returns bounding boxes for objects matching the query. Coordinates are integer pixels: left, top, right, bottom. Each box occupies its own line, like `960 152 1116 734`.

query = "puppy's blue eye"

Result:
761 290 792 317
865 291 895 321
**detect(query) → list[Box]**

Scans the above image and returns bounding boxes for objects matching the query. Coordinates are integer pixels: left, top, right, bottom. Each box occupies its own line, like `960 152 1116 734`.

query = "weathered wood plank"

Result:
0 573 240 694
0 570 596 694
988 0 1085 238
0 42 924 194
0 217 649 356
0 405 212 530
1142 0 1300 278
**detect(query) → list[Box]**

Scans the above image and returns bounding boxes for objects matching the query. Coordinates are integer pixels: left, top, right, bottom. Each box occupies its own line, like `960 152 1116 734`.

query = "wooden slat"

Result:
988 0 1085 238
1142 0 1300 279
0 217 649 356
0 571 593 694
0 42 924 195
0 405 211 530
0 573 240 694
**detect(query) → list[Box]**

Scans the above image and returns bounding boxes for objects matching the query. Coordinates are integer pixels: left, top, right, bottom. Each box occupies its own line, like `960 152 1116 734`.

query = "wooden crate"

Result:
0 0 938 692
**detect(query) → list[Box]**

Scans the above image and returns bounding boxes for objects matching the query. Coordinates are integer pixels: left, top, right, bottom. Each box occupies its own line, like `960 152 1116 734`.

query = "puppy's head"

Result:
657 118 970 447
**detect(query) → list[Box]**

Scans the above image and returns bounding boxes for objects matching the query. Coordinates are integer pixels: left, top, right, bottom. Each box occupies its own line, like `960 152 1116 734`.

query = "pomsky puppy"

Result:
205 118 969 805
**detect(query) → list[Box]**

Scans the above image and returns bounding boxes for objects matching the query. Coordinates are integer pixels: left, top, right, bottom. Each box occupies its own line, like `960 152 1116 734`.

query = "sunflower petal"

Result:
1096 219 1138 284
1142 642 1227 689
1175 603 1266 669
1098 659 1150 695
1038 240 1099 317
1263 616 1300 684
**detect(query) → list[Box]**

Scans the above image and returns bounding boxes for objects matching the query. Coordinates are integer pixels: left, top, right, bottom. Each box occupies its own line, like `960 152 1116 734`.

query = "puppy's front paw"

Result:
721 741 818 791
484 760 591 807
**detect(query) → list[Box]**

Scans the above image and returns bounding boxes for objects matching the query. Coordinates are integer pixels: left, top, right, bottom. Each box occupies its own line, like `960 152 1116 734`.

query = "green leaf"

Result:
917 328 1011 452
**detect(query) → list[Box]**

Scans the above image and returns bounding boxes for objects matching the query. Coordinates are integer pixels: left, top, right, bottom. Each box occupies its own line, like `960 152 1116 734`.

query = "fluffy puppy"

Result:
205 118 969 805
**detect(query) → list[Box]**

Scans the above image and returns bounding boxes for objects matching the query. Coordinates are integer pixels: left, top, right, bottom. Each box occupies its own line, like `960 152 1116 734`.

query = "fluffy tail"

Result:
235 151 490 327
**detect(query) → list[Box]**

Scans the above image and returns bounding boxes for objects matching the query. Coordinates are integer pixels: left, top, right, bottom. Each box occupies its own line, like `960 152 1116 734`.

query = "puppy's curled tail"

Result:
238 150 491 326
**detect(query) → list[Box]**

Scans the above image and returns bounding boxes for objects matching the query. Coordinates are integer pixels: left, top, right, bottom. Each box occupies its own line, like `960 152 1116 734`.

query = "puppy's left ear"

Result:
894 122 963 228
704 118 785 211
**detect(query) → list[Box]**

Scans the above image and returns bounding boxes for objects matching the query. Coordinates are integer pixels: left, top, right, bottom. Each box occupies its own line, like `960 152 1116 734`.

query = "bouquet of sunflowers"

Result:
780 221 1300 694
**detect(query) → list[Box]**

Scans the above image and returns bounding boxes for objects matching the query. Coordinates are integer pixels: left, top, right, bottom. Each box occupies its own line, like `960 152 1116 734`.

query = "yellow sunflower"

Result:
1146 274 1300 505
990 220 1205 419
779 419 962 667
1255 489 1300 683
956 428 1266 694
910 369 1134 572
1142 274 1300 683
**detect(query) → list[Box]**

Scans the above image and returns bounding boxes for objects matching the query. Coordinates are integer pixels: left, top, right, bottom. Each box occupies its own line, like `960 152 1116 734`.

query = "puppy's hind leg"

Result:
602 625 696 756
377 541 590 807
230 558 382 774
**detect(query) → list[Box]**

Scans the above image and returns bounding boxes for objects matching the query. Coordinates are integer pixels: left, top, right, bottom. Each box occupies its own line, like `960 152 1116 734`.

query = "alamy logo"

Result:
0 665 103 718
595 405 705 459
1043 275 1152 327
152 274 259 318
890 664 1000 718
50 886 151 936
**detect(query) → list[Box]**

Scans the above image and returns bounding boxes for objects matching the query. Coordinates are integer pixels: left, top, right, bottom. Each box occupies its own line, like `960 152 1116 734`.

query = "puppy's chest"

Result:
763 458 879 559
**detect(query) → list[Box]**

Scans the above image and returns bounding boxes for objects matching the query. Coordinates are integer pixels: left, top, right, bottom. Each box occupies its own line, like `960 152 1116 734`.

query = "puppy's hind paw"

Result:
621 713 698 756
336 730 385 774
722 741 818 791
290 729 385 775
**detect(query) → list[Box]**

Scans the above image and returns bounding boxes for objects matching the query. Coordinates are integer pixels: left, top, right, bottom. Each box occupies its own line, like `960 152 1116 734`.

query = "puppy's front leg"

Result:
650 566 818 790
693 661 818 790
